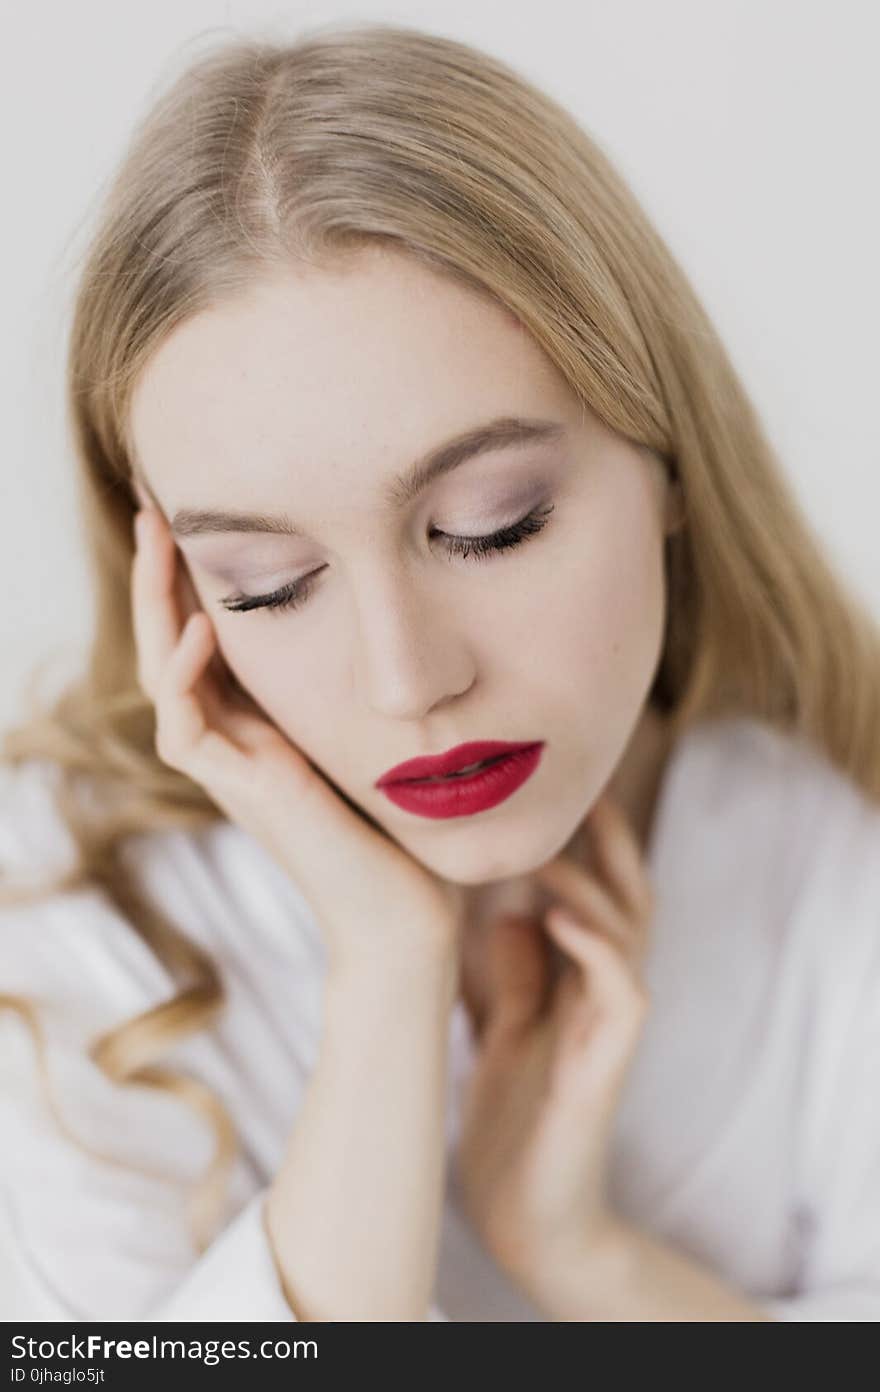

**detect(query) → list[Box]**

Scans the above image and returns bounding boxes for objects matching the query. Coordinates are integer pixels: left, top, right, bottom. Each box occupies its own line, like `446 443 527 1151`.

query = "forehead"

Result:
127 248 582 509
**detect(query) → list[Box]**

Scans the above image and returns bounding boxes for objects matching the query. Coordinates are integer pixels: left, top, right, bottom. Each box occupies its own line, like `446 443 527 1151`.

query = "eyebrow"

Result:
154 416 566 539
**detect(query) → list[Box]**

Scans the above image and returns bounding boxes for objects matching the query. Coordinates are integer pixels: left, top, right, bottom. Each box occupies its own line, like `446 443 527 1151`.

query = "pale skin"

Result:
129 242 772 1319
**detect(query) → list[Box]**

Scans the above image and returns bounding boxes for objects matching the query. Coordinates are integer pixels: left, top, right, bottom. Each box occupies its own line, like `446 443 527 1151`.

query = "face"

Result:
129 245 679 886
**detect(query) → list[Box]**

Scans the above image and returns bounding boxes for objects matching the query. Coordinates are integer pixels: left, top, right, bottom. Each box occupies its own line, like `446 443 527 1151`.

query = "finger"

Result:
531 854 634 958
153 612 251 795
586 792 656 921
132 507 183 699
155 612 215 754
148 617 278 833
483 914 552 1042
174 552 204 626
175 561 238 698
546 954 590 1047
154 590 292 766
544 908 648 1103
545 907 649 1020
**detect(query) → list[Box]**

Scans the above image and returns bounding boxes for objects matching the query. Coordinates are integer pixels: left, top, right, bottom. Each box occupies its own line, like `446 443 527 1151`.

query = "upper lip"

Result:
375 740 542 786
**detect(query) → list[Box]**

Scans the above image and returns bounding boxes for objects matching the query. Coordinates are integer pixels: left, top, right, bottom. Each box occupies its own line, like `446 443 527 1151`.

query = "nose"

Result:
349 561 475 720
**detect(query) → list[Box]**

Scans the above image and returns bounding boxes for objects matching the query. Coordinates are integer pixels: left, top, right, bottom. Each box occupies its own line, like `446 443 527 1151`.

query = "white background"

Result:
2 1 878 735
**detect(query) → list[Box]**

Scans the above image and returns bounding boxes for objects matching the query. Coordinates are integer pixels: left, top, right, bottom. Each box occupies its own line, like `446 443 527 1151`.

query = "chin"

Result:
413 821 570 888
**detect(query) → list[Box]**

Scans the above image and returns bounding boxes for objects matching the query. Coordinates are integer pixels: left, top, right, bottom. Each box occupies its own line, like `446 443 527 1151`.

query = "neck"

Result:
604 701 675 857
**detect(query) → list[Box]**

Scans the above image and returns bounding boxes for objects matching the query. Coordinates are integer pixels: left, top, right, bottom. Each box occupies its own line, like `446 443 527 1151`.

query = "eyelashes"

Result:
219 501 556 616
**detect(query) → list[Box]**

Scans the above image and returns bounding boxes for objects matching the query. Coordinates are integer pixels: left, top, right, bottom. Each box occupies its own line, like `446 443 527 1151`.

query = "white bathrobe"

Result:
1 714 878 1320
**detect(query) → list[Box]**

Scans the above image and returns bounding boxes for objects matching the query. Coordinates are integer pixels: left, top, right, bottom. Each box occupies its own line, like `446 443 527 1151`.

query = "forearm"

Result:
536 1218 776 1321
264 947 458 1321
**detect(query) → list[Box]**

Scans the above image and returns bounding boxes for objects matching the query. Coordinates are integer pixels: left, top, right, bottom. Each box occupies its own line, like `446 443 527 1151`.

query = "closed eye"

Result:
218 502 555 616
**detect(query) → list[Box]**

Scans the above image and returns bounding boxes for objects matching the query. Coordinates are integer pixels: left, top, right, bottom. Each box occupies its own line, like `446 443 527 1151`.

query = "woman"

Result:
2 22 879 1322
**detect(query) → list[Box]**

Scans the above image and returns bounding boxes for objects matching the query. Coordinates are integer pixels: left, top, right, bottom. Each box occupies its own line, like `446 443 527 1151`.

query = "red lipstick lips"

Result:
376 740 539 785
375 740 545 819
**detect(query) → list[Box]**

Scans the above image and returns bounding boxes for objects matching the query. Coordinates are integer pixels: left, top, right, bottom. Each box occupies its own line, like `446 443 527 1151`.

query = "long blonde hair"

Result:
3 19 879 1256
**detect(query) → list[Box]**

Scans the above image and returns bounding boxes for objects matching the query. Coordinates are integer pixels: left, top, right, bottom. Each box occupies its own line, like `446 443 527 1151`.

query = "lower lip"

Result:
378 744 545 819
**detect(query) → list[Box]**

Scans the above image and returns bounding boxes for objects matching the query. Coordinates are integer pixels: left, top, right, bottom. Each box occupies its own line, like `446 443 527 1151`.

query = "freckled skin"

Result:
129 245 682 1014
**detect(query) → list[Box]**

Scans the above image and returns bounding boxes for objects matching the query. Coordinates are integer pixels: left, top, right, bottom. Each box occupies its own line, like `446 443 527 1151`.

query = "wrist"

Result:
524 1215 634 1322
327 934 461 1009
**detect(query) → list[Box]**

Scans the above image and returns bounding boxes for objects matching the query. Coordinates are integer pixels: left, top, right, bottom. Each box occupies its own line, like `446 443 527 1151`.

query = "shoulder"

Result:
677 712 879 859
682 714 880 972
0 758 327 1040
0 759 173 1042
0 757 78 881
678 712 865 820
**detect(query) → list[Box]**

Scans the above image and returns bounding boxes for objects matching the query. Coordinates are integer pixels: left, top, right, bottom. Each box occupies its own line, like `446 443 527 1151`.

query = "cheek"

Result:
209 619 335 745
521 512 666 694
183 562 333 729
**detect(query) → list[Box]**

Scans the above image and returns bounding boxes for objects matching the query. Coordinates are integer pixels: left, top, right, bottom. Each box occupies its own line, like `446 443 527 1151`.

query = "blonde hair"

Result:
3 19 879 1256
